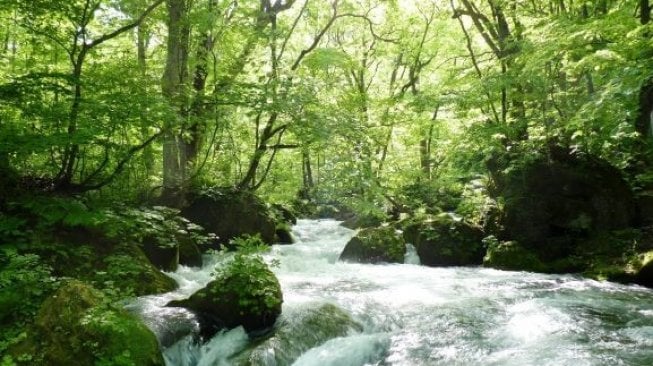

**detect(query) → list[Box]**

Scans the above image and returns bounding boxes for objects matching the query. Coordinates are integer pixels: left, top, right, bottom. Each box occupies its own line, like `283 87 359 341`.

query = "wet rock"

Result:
339 226 405 264
181 188 277 247
10 280 164 366
167 254 282 338
403 215 485 267
232 303 363 366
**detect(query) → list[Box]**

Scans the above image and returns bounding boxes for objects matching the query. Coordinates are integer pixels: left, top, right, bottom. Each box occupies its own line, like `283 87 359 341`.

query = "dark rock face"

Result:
403 215 485 267
13 281 164 366
636 256 653 287
275 226 295 244
142 234 179 272
489 150 635 262
178 236 203 267
636 193 653 226
181 188 277 247
168 255 282 338
339 226 405 264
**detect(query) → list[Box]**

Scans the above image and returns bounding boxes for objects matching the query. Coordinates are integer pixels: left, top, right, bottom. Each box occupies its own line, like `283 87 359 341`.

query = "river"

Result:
129 219 653 365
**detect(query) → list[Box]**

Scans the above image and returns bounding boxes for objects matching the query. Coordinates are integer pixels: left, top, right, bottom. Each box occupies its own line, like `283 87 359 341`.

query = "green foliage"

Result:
0 249 56 356
0 249 56 323
100 205 216 253
8 280 165 366
213 236 281 315
20 196 103 229
398 179 462 213
227 234 269 255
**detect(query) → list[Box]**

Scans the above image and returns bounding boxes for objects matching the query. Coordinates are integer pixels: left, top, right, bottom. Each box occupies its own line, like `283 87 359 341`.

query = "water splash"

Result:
133 219 653 365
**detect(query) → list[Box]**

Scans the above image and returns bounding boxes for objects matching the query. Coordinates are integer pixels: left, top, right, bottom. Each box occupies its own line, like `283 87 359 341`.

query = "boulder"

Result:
142 234 179 272
232 303 363 366
483 238 546 272
403 215 485 267
10 280 164 366
339 226 405 264
31 226 177 296
636 192 653 225
102 243 178 296
271 203 298 225
168 254 282 338
635 252 653 287
178 236 203 267
275 224 295 244
489 148 635 261
181 188 277 247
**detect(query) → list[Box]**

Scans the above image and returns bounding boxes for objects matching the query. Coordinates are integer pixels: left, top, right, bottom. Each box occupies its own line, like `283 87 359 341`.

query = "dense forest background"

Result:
3 0 652 207
3 0 653 365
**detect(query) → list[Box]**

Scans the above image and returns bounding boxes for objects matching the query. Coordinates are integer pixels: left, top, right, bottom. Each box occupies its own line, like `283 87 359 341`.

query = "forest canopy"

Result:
1 0 651 209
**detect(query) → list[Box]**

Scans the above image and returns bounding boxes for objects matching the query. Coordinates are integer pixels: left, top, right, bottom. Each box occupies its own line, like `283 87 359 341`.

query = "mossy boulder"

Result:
232 303 363 366
402 215 485 267
142 234 179 272
10 280 164 366
168 254 282 338
181 188 277 247
102 243 178 295
271 203 298 225
178 236 203 267
483 238 546 272
339 226 405 264
488 147 635 262
275 224 295 244
28 226 177 297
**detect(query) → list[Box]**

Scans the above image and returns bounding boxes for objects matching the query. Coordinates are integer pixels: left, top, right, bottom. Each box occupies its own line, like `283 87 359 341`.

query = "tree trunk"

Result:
137 23 155 176
642 0 651 25
302 151 314 189
419 107 439 180
161 0 190 204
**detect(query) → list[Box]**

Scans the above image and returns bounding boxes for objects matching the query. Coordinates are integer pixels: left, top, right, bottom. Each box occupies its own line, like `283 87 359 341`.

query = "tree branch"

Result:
81 130 165 191
86 0 164 51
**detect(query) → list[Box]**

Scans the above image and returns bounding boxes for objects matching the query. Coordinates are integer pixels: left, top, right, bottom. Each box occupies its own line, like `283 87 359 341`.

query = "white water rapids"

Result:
130 219 653 365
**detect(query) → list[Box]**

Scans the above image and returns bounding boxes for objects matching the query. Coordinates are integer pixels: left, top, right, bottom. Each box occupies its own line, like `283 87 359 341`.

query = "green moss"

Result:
402 215 484 267
483 239 546 272
169 252 282 334
339 226 405 264
9 280 163 366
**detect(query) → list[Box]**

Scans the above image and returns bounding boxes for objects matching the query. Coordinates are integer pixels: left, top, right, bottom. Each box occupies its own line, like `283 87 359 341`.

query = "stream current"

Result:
129 219 653 365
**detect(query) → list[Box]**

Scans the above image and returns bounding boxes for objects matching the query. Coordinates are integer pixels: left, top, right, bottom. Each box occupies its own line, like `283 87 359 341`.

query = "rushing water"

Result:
131 219 653 366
